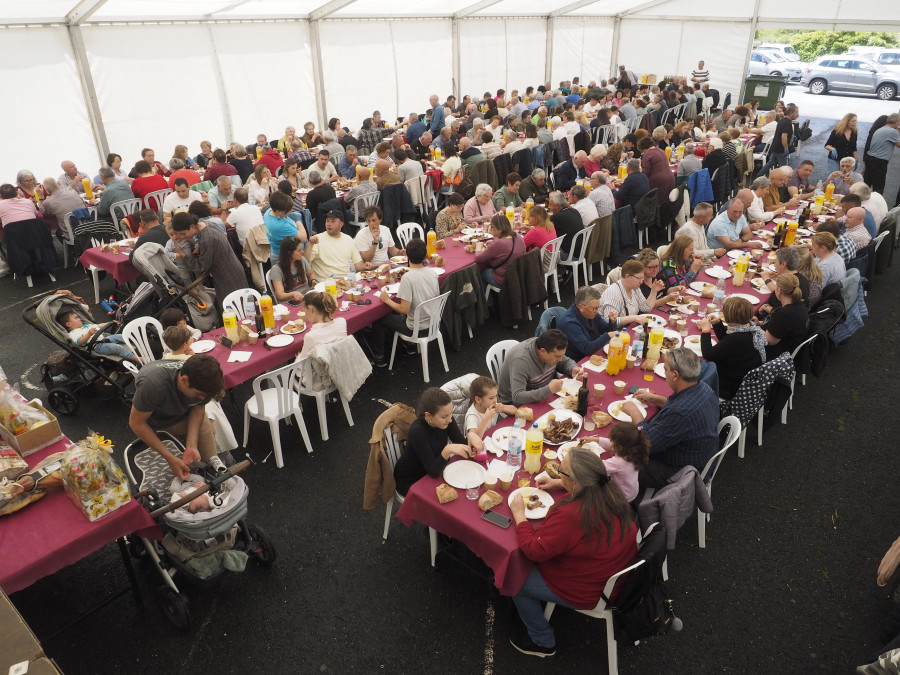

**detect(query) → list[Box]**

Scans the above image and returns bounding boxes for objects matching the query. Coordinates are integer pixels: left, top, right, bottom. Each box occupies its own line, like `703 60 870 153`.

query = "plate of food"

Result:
683 334 708 354
534 410 582 445
190 339 216 353
390 255 408 265
704 267 732 280
491 427 513 447
266 334 295 348
556 378 582 396
750 277 768 292
729 293 761 305
508 487 554 519
558 439 605 462
661 329 683 349
461 227 482 236
689 281 716 297
608 397 646 422
280 320 306 335
381 283 400 295
797 228 812 236
442 459 486 490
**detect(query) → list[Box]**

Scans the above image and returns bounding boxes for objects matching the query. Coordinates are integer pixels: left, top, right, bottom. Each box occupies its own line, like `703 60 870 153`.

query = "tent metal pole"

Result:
66 0 110 25
739 0 762 104
66 25 108 165
544 16 553 85
452 17 461 96
309 20 328 129
206 24 234 142
609 16 621 77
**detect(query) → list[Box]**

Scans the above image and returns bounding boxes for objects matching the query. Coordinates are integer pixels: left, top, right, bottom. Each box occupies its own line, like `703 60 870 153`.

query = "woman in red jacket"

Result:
509 447 638 657
638 136 674 203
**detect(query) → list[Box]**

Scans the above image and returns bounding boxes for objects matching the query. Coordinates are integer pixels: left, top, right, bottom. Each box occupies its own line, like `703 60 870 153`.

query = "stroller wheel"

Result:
247 524 277 565
48 388 79 415
159 587 191 630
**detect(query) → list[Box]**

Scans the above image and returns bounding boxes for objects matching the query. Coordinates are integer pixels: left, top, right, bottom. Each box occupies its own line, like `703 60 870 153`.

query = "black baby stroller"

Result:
117 243 218 332
23 293 135 416
123 432 275 629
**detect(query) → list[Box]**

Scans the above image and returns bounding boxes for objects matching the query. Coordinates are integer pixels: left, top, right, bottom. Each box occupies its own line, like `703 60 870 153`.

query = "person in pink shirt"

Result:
0 183 41 228
522 205 556 251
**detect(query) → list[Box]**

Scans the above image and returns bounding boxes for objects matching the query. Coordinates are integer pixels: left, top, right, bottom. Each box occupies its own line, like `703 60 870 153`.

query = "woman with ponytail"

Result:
508 447 638 657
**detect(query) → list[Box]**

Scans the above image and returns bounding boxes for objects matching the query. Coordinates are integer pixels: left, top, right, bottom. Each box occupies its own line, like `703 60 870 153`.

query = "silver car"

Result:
748 51 802 82
802 55 900 100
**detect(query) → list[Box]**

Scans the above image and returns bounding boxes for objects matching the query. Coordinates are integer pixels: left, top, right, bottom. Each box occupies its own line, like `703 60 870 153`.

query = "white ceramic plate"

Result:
508 487 554 519
729 293 761 305
534 409 583 445
442 460 486 490
608 397 646 422
266 334 295 348
191 339 216 353
705 267 732 280
280 321 305 335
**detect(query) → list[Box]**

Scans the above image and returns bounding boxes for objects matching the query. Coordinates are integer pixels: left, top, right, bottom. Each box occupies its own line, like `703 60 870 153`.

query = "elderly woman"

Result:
671 121 690 146
247 164 278 207
584 144 608 177
811 231 846 288
599 259 655 327
502 129 524 155
698 296 764 398
476 213 526 288
195 140 214 169
660 235 704 288
463 183 497 225
638 137 674 203
277 126 299 155
300 122 324 147
651 126 669 150
228 143 255 184
826 157 863 197
510 447 637 657
487 116 504 143
492 172 523 211
15 170 46 204
761 273 808 360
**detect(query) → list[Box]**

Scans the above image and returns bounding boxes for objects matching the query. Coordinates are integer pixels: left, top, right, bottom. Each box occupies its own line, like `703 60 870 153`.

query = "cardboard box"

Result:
0 589 44 671
0 401 63 458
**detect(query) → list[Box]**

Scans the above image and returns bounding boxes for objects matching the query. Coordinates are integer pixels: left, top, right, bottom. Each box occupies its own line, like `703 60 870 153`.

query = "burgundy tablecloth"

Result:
0 438 160 595
211 241 480 389
79 246 141 285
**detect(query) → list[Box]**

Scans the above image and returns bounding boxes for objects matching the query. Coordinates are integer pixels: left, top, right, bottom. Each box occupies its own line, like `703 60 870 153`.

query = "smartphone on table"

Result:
482 509 512 528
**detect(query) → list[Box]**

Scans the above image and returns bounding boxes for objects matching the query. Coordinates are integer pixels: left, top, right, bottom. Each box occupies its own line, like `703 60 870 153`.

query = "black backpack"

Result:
604 522 678 642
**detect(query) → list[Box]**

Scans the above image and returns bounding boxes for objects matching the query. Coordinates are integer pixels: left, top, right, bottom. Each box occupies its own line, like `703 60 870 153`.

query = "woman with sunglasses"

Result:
15 170 46 204
354 206 402 266
635 249 680 308
508 447 637 657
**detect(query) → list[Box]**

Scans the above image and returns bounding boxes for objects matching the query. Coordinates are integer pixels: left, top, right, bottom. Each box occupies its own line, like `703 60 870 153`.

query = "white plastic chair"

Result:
396 222 424 249
697 415 741 548
782 334 817 424
242 360 313 468
350 192 380 226
557 224 595 293
295 353 354 442
86 236 104 304
59 211 78 268
110 198 141 237
540 236 565 308
486 339 518 383
121 316 163 365
222 289 261 320
144 188 172 217
264 267 277 298
381 427 405 540
388 292 450 383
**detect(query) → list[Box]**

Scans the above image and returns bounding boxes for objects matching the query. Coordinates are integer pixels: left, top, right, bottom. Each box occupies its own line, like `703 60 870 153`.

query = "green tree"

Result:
755 29 900 61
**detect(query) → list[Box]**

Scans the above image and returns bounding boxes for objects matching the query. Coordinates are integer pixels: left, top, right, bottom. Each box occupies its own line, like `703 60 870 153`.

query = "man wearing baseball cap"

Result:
304 209 370 279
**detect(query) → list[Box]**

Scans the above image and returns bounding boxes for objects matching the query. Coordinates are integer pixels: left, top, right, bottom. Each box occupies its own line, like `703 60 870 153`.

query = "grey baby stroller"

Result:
123 432 275 629
118 243 218 332
24 292 134 416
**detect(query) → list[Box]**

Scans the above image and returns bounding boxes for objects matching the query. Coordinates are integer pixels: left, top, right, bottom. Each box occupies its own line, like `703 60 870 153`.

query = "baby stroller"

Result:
23 293 134 416
123 432 275 629
118 243 218 332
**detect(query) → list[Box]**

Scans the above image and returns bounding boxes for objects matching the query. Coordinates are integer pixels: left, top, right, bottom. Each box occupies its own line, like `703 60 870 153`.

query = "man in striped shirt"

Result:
623 348 720 489
691 61 710 85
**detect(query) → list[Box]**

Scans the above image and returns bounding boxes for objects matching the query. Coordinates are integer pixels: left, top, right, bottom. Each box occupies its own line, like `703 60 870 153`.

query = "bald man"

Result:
374 160 401 190
762 170 798 212
58 160 87 193
555 150 588 192
844 207 872 251
343 167 377 206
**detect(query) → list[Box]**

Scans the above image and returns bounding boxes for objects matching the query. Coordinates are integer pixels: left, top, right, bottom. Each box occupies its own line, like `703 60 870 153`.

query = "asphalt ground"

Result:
3 110 900 675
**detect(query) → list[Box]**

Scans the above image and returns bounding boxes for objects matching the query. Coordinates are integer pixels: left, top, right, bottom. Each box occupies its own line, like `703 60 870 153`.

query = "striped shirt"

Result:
638 381 719 471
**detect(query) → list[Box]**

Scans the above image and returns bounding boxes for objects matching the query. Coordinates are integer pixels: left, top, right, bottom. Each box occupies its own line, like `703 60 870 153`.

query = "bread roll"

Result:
544 460 561 479
435 483 458 504
478 489 503 512
376 263 391 275
516 407 534 423
591 411 613 428
590 354 605 366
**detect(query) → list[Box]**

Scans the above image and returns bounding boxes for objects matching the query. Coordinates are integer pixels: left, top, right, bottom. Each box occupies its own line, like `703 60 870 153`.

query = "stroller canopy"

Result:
34 294 94 345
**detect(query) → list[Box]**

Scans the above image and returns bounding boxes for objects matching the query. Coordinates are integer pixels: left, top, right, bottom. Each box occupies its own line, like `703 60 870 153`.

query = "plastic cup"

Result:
517 474 531 489
247 333 258 345
677 320 688 337
594 383 605 399
626 354 636 369
668 313 678 326
584 420 596 431
484 475 498 491
613 380 626 395
498 473 513 491
452 238 459 247
466 484 479 500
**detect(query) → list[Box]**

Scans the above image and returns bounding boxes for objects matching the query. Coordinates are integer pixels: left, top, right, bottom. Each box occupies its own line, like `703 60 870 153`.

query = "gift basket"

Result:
59 432 132 522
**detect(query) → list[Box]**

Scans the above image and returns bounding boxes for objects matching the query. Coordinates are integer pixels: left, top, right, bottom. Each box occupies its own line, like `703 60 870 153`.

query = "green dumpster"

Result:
743 75 788 109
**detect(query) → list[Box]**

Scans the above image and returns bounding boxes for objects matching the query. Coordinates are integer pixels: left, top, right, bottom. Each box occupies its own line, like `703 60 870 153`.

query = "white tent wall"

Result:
0 26 97 188
457 18 547 98
550 17 614 86
318 19 452 129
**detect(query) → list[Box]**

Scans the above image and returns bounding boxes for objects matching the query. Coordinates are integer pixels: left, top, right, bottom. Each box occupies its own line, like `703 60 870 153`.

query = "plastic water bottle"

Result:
347 259 357 286
632 326 645 359
506 420 523 470
245 292 257 323
713 277 726 310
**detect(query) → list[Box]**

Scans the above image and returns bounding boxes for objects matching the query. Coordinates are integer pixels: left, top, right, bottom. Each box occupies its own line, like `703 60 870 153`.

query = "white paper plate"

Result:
273 304 290 317
461 227 482 235
280 321 306 335
266 334 295 347
683 334 708 354
750 278 768 292
797 228 812 236
705 267 732 280
390 256 408 265
534 409 583 445
726 250 746 259
690 281 715 294
491 427 513 448
556 378 582 396
508 487 554 519
558 440 603 461
729 293 761 305
654 362 667 378
442 459 486 490
608 397 646 422
383 283 400 295
428 267 445 276
191 339 216 353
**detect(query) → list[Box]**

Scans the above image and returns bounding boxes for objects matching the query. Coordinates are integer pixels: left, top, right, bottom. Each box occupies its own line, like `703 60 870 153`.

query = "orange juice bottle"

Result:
733 252 749 287
606 333 623 376
259 293 275 332
426 228 437 257
82 178 94 199
619 333 631 370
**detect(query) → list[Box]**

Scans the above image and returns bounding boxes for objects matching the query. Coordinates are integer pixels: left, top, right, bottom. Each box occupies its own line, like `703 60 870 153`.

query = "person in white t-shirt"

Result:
463 375 518 452
162 178 202 224
225 188 264 246
354 206 402 266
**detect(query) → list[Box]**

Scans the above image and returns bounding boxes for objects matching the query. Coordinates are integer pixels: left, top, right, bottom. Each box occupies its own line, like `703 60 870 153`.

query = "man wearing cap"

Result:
304 209 370 279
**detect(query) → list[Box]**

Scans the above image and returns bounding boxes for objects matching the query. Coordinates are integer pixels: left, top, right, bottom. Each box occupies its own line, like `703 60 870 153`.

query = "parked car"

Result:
748 51 802 82
757 43 802 62
853 50 900 68
801 55 900 100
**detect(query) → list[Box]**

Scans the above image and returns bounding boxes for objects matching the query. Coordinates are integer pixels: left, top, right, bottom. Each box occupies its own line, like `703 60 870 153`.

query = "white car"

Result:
757 43 802 63
748 51 802 82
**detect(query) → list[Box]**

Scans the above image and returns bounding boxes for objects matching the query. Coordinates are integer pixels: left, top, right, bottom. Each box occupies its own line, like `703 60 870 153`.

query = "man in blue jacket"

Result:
555 286 617 361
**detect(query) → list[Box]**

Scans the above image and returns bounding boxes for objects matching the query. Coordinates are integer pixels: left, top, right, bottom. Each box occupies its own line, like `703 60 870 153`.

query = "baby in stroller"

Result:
57 312 141 367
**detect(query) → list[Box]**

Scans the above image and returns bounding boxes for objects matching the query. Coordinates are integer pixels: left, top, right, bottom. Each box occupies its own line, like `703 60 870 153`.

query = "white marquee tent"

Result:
1 0 897 181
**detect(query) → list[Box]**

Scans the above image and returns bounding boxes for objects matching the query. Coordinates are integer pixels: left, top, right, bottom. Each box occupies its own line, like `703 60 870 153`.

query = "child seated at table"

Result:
58 311 141 366
464 376 518 452
160 307 202 342
161 325 195 358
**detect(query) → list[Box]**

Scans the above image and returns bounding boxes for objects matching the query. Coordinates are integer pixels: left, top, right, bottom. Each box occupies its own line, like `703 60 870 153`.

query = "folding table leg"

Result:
117 537 143 609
